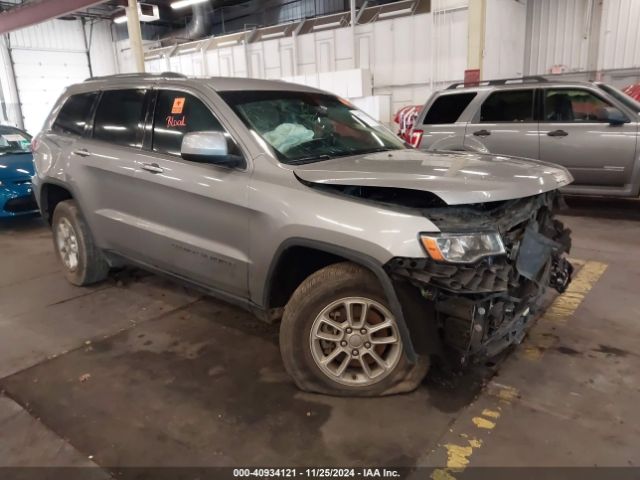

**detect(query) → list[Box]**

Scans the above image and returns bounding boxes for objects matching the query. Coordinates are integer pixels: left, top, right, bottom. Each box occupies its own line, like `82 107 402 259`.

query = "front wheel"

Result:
279 262 429 396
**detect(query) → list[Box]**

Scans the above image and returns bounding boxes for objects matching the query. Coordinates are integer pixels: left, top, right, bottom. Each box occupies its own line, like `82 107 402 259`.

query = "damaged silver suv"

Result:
32 73 574 396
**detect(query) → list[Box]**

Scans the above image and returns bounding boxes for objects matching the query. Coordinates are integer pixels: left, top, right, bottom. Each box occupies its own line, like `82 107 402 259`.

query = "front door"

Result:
538 87 637 187
464 88 540 160
130 88 250 298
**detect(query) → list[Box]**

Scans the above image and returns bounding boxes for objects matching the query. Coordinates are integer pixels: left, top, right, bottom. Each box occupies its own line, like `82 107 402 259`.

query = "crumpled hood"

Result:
291 149 573 205
0 153 34 180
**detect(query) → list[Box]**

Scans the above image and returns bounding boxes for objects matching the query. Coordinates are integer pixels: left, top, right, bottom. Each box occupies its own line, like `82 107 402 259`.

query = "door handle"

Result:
141 162 164 174
473 129 491 137
72 148 91 157
547 129 568 137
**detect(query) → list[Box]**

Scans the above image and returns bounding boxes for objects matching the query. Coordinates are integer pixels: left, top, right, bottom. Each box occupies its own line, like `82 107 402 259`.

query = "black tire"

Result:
51 199 109 286
280 262 430 396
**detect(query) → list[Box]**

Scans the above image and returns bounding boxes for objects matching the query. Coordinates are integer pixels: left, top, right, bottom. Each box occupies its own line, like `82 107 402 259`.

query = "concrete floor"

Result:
0 198 639 477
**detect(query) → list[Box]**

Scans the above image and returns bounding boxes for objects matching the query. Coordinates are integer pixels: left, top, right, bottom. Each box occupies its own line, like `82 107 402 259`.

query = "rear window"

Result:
423 93 477 124
480 90 534 122
52 92 98 136
93 89 147 148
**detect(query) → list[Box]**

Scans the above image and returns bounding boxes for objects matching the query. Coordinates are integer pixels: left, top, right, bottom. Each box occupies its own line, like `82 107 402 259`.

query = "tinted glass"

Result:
220 90 406 165
93 89 147 147
52 92 98 136
152 91 224 156
544 89 613 122
423 93 476 124
480 90 534 122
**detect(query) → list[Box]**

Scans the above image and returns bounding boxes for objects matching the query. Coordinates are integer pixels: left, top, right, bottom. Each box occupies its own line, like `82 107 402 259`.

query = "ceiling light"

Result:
217 39 238 47
261 31 285 40
171 0 208 10
113 14 127 24
378 7 413 19
312 20 342 31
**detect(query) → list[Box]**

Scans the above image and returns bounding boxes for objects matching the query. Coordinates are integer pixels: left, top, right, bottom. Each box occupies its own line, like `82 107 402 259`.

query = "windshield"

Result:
0 128 31 155
597 83 640 114
219 90 406 164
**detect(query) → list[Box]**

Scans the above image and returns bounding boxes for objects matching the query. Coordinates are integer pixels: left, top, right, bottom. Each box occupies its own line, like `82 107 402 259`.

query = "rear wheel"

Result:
52 200 109 286
280 262 429 396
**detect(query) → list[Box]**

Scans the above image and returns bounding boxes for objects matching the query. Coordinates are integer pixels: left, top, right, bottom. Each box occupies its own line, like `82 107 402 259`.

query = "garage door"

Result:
9 20 91 136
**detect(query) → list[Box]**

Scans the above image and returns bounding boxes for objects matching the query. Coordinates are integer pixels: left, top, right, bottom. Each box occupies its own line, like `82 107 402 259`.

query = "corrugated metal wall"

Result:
599 0 640 70
527 0 589 74
5 19 116 134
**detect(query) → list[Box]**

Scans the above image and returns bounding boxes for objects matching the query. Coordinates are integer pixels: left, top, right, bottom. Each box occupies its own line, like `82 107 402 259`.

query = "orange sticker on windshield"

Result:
171 97 186 114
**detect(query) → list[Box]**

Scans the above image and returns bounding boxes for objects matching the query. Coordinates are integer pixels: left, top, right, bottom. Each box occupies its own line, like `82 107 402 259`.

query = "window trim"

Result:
89 88 151 149
144 85 248 171
477 88 537 124
539 86 627 124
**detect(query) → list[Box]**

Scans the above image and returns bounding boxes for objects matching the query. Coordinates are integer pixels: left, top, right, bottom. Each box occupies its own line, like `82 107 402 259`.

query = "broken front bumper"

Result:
386 191 573 364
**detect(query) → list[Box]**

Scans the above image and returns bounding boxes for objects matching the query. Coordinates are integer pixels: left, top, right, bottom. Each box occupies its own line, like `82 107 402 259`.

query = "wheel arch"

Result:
39 181 74 224
263 238 418 362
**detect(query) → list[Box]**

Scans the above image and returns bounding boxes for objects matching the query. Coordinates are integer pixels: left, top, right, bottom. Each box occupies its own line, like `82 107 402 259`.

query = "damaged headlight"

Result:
420 232 506 263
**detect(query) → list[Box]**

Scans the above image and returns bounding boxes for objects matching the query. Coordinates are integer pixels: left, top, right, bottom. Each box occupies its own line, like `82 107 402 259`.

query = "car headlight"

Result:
420 232 506 263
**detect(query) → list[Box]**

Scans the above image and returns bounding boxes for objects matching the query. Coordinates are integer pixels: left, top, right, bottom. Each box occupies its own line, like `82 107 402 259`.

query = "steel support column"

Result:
126 0 145 73
467 0 486 77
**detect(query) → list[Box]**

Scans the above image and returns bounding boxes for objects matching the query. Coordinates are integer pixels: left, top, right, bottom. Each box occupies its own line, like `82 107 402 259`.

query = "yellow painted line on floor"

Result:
430 385 516 480
430 260 607 479
523 260 608 361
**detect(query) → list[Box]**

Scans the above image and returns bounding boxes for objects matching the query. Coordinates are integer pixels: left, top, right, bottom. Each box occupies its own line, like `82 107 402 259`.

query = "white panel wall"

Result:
10 20 90 134
141 12 468 122
527 0 589 74
598 0 640 70
483 0 526 79
3 19 117 134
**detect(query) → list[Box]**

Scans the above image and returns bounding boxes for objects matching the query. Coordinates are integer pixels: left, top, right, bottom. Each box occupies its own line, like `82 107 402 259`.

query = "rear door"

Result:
464 89 540 160
538 87 637 187
130 87 250 297
71 88 150 257
416 92 477 150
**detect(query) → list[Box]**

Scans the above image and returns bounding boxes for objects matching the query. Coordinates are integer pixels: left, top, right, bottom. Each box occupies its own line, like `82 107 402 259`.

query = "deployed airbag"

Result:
264 123 314 153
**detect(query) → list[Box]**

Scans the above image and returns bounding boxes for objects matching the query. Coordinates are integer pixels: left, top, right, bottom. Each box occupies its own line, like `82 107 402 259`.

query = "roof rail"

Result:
447 75 549 90
84 72 188 82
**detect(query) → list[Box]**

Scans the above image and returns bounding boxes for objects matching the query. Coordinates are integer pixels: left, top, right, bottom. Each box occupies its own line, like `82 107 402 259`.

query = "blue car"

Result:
0 125 38 218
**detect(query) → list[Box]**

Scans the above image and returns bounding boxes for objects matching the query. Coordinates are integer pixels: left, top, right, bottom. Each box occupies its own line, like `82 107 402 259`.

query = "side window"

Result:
423 93 477 125
544 89 613 122
93 89 147 148
152 91 225 157
480 90 534 122
52 92 98 136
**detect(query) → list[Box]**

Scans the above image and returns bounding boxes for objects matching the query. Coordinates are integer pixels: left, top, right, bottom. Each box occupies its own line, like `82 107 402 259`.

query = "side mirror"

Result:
181 131 244 167
600 107 628 126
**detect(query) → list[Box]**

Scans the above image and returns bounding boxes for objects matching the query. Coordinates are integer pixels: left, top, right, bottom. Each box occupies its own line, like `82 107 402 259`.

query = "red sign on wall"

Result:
464 69 481 86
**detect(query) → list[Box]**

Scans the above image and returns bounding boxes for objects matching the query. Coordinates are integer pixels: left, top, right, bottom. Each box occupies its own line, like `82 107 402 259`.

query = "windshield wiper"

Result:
286 154 333 165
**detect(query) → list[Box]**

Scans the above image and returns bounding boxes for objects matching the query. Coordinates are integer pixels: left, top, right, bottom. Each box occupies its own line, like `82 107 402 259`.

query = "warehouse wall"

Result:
483 0 527 79
598 0 640 70
526 0 590 74
141 10 468 121
0 19 117 134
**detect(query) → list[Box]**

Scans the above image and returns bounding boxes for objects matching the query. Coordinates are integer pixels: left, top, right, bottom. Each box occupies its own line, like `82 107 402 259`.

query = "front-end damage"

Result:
385 191 573 365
